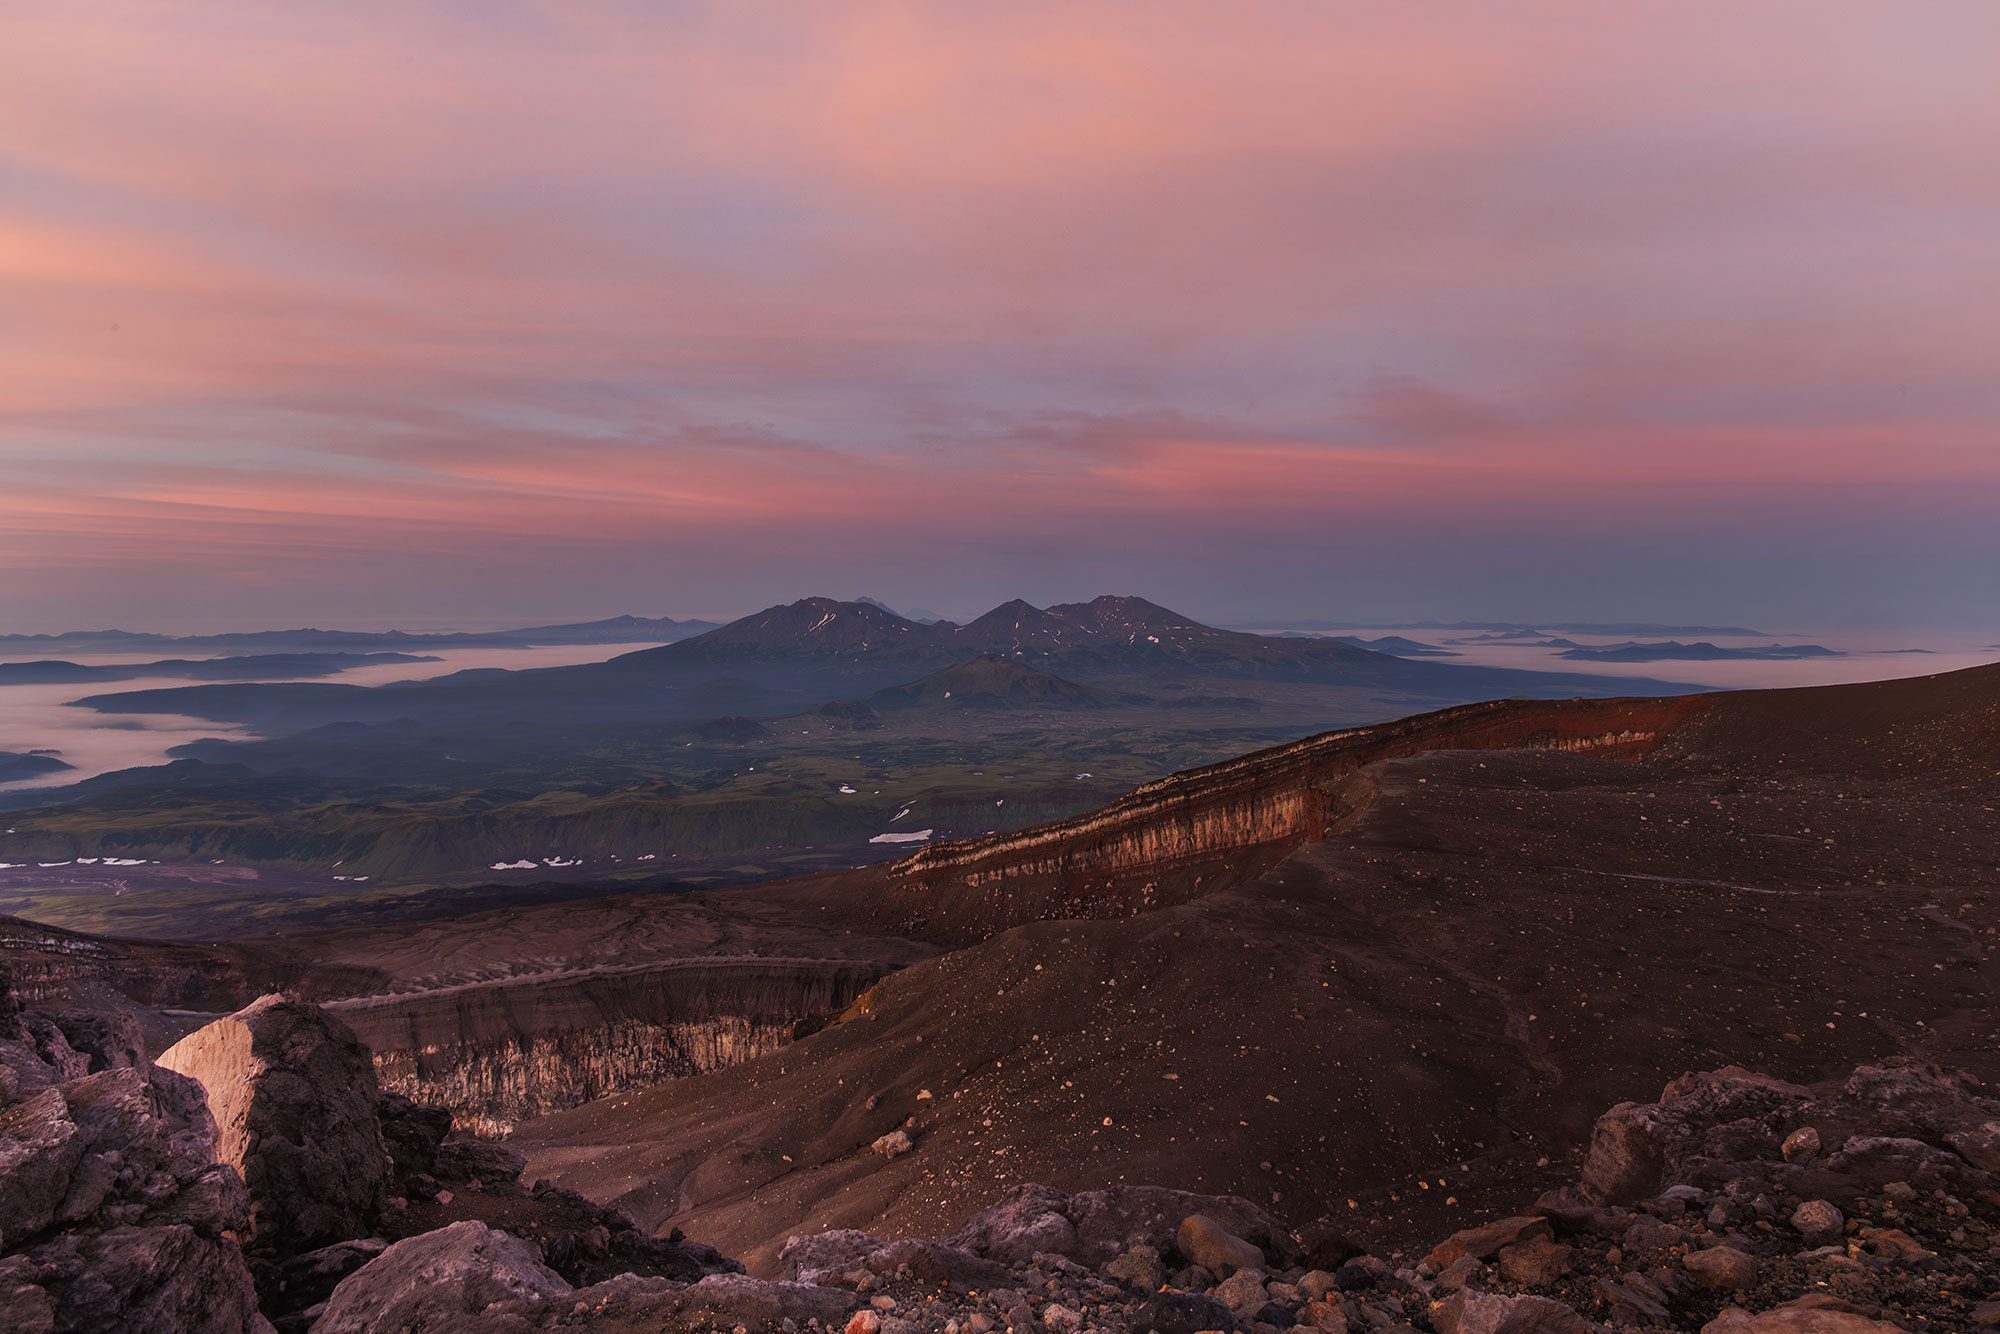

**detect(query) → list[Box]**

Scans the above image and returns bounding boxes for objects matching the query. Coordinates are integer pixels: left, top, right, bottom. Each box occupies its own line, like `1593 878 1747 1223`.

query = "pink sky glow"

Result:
2 3 1996 632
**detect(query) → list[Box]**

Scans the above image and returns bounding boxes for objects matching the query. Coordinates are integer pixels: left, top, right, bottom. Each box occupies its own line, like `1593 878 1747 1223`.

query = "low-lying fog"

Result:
0 643 667 793
1262 628 2000 690
3 629 1994 796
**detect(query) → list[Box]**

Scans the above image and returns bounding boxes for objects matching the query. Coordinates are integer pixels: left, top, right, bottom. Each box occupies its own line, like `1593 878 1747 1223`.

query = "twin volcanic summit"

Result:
0 593 1711 916
0 611 1997 1331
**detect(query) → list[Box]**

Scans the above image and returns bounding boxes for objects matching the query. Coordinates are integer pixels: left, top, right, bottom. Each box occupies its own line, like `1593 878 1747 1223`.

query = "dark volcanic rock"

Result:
6 1223 268 1334
1430 1287 1590 1333
1076 1186 1299 1270
940 1183 1292 1273
1133 1291 1236 1334
945 1184 1078 1263
375 1091 451 1186
47 1009 145 1073
1576 1058 2000 1211
1297 1220 1365 1272
0 1087 84 1243
678 1271 860 1327
435 1138 527 1187
0 967 269 1332
483 1178 740 1290
256 1238 388 1324
158 994 388 1254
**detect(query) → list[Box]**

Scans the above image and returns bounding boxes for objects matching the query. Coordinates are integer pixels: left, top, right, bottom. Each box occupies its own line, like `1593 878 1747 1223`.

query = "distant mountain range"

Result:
1322 634 1458 657
1244 619 1770 637
1555 640 1839 663
68 595 1696 737
0 652 438 685
0 751 73 783
607 595 1405 682
1 597 1709 894
0 614 718 657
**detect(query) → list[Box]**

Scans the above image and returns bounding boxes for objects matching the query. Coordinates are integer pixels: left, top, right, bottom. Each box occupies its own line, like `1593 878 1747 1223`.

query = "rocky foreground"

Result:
3 969 1999 1333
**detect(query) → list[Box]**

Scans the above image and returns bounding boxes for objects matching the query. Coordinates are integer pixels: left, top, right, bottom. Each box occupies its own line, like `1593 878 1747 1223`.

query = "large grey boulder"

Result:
679 1271 862 1327
779 1227 886 1282
1580 1068 1811 1204
944 1183 1077 1262
942 1182 1295 1269
1431 1288 1592 1334
309 1220 571 1334
777 1228 1006 1290
159 994 388 1254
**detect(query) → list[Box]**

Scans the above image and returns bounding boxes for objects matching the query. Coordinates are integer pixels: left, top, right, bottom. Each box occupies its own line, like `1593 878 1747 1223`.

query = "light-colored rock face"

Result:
159 1013 259 1172
158 994 386 1254
372 1015 796 1138
1947 1121 2000 1171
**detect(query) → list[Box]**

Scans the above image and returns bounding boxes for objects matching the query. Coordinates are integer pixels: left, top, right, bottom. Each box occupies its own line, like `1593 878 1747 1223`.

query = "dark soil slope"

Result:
13 664 1997 1282
509 665 2000 1272
866 655 1105 712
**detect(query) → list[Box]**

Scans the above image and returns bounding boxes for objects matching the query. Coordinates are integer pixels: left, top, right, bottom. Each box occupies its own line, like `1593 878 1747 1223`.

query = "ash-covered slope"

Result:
11 663 1997 1290
866 654 1106 712
509 664 2000 1272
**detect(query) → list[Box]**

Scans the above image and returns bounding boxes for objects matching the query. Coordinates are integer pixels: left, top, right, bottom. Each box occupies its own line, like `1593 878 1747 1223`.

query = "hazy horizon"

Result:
4 4 1997 634
0 595 1994 642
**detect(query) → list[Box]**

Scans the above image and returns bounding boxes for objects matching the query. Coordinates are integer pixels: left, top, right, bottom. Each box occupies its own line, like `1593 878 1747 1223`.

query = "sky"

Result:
2 2 1997 635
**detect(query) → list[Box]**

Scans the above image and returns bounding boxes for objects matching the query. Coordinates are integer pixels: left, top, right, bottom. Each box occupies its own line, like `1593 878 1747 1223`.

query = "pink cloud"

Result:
0 3 1995 628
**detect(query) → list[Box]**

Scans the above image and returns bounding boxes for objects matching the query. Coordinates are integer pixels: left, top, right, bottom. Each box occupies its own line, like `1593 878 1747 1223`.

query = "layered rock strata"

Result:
801 693 1705 943
329 957 893 1134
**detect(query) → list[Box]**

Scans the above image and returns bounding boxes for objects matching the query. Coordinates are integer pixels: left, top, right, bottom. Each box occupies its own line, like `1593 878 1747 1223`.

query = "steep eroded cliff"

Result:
330 957 893 1134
